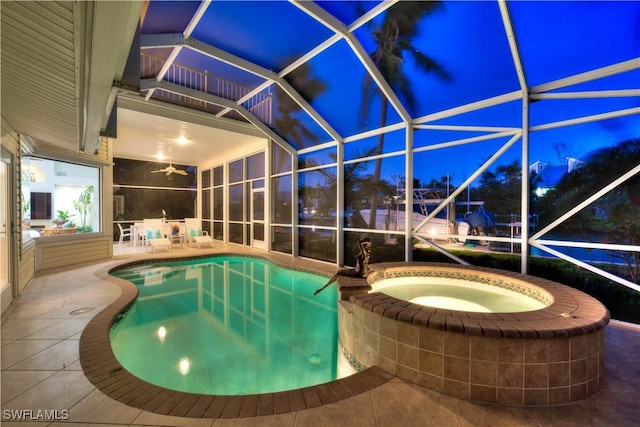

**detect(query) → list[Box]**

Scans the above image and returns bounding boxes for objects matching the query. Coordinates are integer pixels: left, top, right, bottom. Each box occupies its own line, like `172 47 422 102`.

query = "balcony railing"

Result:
141 52 272 125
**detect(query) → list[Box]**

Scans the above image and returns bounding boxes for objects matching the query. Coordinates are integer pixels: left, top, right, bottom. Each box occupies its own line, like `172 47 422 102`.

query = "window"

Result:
21 157 100 238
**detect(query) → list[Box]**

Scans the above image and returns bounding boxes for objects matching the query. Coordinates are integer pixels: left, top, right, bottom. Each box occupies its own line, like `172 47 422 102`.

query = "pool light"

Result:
157 326 167 341
179 358 190 375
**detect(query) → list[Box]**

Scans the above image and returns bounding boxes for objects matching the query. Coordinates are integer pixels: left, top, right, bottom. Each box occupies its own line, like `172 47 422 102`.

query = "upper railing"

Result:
141 52 272 125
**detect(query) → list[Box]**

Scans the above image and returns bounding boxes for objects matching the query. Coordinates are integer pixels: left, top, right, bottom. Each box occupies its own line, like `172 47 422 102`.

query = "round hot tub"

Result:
370 276 551 313
337 262 610 406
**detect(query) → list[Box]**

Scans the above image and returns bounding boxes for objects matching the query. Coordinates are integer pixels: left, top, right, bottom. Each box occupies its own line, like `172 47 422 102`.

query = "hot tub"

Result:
337 262 610 406
369 276 551 313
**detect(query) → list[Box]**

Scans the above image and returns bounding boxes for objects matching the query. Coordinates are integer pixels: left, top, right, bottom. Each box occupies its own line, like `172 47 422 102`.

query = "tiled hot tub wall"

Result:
337 263 610 406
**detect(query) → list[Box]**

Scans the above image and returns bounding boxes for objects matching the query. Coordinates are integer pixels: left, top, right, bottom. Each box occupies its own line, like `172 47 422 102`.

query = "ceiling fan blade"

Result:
150 169 166 173
174 170 188 175
166 170 172 176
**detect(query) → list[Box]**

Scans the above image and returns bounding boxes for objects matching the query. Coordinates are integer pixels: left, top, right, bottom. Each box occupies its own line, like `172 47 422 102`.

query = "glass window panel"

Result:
247 152 265 180
213 166 224 186
23 157 101 235
298 146 337 170
201 169 211 188
343 156 404 231
511 1 640 87
112 188 196 220
252 190 264 221
298 168 337 227
270 75 334 150
176 48 267 90
425 100 523 129
344 231 406 266
412 137 522 243
531 246 638 307
272 143 292 174
229 223 244 244
353 1 518 118
305 39 402 137
202 189 211 219
192 1 333 71
140 48 174 79
299 227 336 263
413 135 519 194
252 179 264 189
229 183 244 221
318 2 383 26
213 187 224 221
414 128 498 151
271 225 292 254
213 222 223 240
532 131 640 239
529 115 640 179
202 221 211 238
253 223 264 241
229 159 243 183
550 69 640 93
113 158 197 188
242 86 274 127
530 97 640 128
141 1 201 34
344 129 406 160
272 176 292 224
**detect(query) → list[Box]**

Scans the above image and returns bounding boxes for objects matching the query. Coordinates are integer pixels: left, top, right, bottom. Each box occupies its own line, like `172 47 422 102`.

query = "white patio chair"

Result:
117 223 133 246
184 218 214 248
143 218 172 252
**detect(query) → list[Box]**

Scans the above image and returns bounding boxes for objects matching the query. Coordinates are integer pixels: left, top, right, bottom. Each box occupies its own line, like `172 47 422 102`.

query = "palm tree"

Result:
274 62 327 150
359 1 451 229
301 146 380 217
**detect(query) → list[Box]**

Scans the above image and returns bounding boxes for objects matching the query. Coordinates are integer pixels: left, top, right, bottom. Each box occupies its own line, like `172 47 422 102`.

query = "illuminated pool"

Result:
109 256 340 395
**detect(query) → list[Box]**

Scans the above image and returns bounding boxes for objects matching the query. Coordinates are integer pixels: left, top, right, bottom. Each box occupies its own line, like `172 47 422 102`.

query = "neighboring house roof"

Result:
530 157 585 189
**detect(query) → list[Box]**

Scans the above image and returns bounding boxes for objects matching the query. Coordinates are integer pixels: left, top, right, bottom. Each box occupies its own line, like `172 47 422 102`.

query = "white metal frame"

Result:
135 0 640 293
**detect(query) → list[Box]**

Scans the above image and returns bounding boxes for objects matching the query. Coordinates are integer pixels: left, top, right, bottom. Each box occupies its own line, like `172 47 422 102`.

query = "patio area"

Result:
1 245 639 426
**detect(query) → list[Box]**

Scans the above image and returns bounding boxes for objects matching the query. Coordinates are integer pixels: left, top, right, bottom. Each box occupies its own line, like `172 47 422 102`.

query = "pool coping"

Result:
340 262 610 339
79 253 394 419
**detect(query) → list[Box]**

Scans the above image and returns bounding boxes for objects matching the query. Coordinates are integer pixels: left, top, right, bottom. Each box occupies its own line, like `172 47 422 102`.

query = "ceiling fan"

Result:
151 151 188 178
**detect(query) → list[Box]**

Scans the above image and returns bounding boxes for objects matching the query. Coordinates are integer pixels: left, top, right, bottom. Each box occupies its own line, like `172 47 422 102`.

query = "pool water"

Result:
371 277 547 313
109 256 338 395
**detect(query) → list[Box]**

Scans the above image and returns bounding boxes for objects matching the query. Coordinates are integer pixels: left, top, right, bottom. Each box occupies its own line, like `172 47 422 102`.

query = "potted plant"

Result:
52 210 74 228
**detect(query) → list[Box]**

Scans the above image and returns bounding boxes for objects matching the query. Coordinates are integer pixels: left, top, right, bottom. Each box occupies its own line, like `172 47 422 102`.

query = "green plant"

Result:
21 193 30 217
54 210 73 221
73 185 94 228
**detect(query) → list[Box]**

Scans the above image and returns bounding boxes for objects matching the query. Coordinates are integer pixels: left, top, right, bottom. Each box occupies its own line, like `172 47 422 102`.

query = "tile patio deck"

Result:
1 243 638 426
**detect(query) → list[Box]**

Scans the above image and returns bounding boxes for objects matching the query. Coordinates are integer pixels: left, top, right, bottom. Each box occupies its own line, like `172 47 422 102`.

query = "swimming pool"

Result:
109 256 339 395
